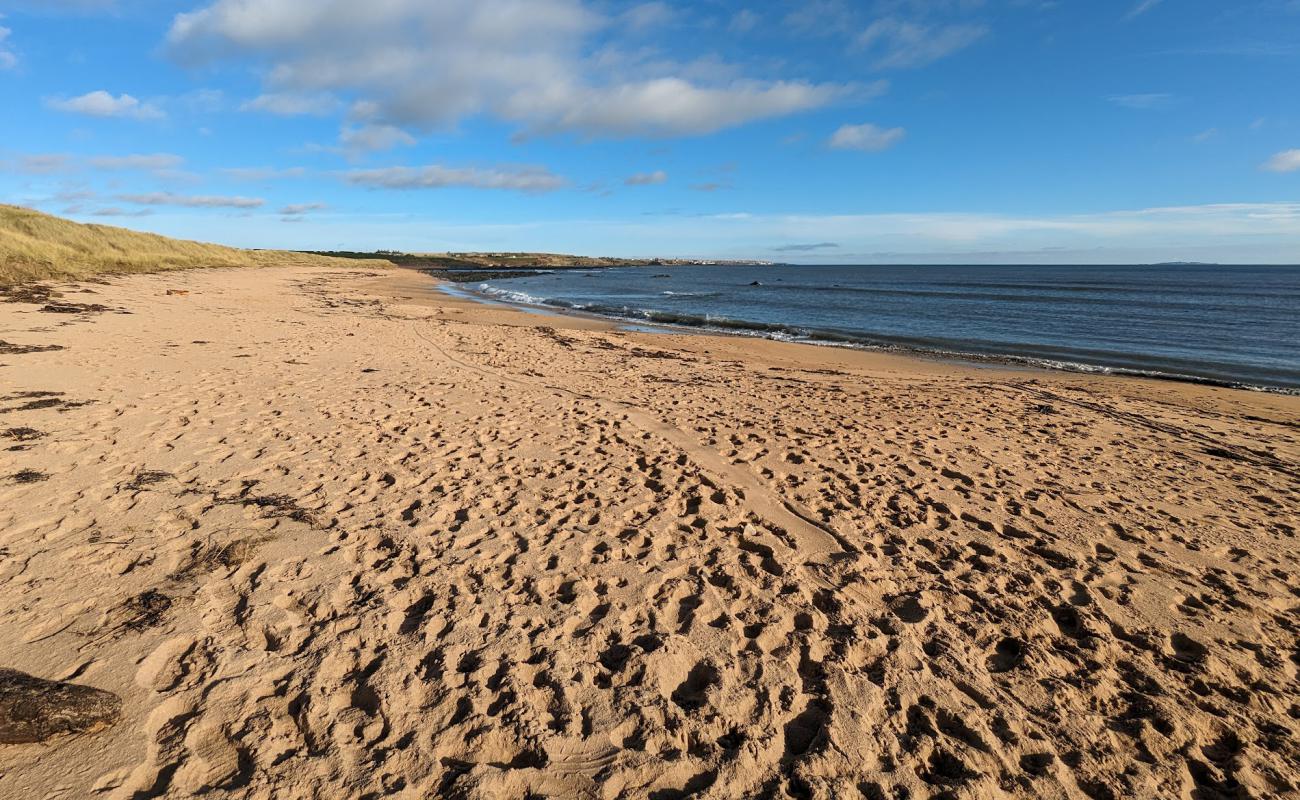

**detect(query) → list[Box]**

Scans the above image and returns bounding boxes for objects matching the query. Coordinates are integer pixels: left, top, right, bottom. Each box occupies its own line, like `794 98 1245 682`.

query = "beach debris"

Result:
8 470 49 484
39 302 112 314
214 482 318 525
0 391 93 414
165 289 189 296
115 590 174 633
0 285 58 305
2 428 44 442
170 536 265 582
0 340 64 355
124 470 173 491
0 668 122 744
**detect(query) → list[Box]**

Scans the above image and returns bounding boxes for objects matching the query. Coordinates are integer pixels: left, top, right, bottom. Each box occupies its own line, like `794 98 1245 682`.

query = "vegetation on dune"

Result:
0 205 392 285
305 250 667 270
309 250 772 269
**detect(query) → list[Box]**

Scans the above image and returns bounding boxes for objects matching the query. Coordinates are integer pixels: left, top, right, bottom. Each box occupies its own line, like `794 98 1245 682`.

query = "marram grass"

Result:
0 205 390 285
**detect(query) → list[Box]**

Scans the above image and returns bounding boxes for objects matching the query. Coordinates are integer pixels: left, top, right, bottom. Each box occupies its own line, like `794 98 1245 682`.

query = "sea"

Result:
466 263 1300 392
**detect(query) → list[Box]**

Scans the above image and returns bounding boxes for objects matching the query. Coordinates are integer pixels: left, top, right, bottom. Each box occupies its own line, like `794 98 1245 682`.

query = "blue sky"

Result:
1 0 1298 263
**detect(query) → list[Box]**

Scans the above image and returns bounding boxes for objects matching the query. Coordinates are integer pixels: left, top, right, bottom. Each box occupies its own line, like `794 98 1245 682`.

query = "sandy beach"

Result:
1 265 1297 799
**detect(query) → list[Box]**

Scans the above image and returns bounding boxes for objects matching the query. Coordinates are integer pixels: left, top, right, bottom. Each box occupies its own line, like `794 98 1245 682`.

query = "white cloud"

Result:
829 123 906 152
89 153 185 171
177 88 226 114
46 90 164 120
857 18 987 69
89 207 152 218
8 0 118 10
1263 149 1300 173
339 123 416 153
165 0 845 138
772 242 839 252
507 78 844 138
622 2 674 30
1108 93 1174 109
729 10 759 34
280 202 328 215
5 154 72 174
242 92 340 116
784 1 858 36
223 166 309 181
0 25 17 70
625 170 668 186
1125 0 1163 20
117 192 264 209
344 164 567 193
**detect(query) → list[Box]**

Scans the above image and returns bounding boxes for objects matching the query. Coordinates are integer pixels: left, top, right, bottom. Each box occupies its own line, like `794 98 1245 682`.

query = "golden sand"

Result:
1 266 1296 799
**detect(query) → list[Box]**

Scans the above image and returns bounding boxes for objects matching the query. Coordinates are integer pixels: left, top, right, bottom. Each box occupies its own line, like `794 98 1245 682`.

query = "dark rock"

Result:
0 668 122 744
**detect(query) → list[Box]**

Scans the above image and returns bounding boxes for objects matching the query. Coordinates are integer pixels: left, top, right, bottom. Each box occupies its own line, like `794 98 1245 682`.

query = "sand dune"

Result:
0 267 1297 799
0 204 390 285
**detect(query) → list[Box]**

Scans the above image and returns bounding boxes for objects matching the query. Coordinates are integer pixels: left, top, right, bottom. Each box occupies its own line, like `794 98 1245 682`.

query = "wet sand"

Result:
1 265 1297 799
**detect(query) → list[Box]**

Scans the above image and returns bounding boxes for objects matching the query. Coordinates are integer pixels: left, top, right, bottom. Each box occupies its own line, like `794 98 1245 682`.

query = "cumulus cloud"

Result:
857 19 987 69
829 123 906 152
1263 149 1300 173
46 90 164 120
625 170 668 186
165 0 846 138
345 165 567 193
117 192 264 209
508 78 843 138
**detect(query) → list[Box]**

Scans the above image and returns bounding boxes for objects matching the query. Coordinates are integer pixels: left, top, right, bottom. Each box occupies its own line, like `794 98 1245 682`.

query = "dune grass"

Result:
0 205 391 285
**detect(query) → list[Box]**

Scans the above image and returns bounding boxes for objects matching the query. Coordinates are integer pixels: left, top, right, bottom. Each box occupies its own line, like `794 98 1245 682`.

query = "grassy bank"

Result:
0 205 390 285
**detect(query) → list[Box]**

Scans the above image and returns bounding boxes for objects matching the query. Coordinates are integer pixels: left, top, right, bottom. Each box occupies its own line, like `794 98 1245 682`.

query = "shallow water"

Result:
473 263 1300 391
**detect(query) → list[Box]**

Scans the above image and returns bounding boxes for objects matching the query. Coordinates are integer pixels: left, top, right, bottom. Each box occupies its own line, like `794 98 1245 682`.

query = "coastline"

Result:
451 273 1300 395
2 264 1297 799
